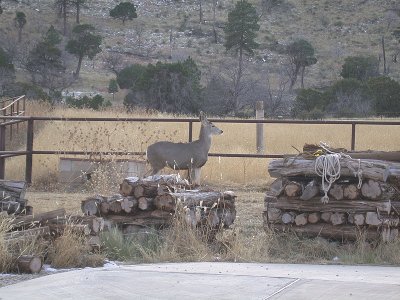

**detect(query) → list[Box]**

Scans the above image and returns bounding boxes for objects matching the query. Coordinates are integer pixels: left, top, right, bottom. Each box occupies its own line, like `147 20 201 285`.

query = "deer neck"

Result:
198 126 212 151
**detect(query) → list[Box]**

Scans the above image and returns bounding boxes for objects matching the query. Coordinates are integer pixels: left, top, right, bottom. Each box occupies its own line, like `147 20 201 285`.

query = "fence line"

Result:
0 115 399 183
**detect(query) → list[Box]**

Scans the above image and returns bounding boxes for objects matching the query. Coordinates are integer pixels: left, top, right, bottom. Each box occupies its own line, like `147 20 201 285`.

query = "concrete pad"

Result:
1 263 400 300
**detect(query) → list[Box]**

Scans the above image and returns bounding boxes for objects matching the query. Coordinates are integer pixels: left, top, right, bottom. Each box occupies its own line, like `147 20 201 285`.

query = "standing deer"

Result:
146 112 223 184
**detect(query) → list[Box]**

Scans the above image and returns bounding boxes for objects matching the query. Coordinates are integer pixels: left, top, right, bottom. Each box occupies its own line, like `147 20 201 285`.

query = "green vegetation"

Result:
109 2 137 25
66 94 111 110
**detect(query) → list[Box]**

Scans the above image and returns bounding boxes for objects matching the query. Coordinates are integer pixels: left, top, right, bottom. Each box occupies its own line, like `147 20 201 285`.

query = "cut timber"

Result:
365 212 382 226
265 196 392 214
268 157 392 182
307 212 321 224
266 208 282 222
330 213 346 225
269 178 286 196
171 191 236 208
329 184 344 201
0 180 27 201
17 256 42 274
121 197 136 213
11 209 66 228
268 223 380 241
343 184 360 200
49 224 91 236
321 212 332 223
109 201 122 214
361 180 381 199
281 212 296 224
138 197 154 211
284 181 302 197
300 180 319 201
154 194 175 212
4 226 50 240
348 213 365 226
100 202 110 215
119 177 139 196
295 213 308 226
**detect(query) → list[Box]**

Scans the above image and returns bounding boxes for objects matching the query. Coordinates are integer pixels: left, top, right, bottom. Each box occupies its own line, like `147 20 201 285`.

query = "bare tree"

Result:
103 51 124 75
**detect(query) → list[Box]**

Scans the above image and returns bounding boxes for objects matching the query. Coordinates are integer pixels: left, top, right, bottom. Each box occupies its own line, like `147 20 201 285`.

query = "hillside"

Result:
1 0 399 113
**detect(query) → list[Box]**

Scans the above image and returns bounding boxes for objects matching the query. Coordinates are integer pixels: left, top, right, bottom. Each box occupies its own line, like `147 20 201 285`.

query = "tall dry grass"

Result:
5 101 400 188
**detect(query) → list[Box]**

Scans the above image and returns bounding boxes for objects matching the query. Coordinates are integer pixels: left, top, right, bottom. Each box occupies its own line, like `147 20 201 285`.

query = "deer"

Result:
146 112 223 185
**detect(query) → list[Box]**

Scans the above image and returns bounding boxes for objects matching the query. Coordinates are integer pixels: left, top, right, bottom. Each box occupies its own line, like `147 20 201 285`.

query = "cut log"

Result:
281 212 296 224
307 212 321 224
109 201 122 214
365 212 382 226
321 212 332 223
119 177 139 196
295 213 308 226
266 208 282 222
49 224 91 236
284 181 302 197
4 226 50 240
11 209 66 228
100 201 110 215
138 197 154 211
268 157 392 182
269 178 286 196
300 180 320 201
154 194 175 212
361 180 381 200
265 196 392 214
120 197 136 213
348 213 365 226
330 213 346 225
328 184 344 201
17 255 42 274
0 180 27 202
268 223 380 241
343 184 360 200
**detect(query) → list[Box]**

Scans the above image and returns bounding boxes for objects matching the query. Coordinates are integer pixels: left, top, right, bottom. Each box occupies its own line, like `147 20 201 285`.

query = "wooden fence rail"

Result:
0 115 399 184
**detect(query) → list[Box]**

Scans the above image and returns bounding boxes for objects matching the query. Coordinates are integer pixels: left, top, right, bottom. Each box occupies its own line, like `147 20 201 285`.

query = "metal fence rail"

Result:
0 115 399 183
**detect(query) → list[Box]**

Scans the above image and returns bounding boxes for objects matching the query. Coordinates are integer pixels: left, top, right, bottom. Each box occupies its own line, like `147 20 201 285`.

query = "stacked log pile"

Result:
264 147 400 242
0 180 31 215
81 175 237 235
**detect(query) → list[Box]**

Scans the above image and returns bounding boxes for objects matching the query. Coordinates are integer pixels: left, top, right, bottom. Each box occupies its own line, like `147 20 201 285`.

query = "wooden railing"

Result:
0 95 26 140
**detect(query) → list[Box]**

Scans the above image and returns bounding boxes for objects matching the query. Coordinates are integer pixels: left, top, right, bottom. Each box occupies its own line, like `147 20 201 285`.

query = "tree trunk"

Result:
74 55 83 78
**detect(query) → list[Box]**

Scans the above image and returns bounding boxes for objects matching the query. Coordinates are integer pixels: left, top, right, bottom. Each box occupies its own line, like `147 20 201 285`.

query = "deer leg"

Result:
190 168 201 186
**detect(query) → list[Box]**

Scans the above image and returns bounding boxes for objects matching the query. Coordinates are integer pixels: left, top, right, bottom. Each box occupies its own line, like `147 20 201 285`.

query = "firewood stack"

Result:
81 174 237 235
0 180 31 215
263 145 400 242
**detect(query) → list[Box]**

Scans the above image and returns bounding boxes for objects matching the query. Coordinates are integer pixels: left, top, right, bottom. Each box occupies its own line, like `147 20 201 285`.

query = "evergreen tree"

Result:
108 79 118 101
65 24 102 79
14 11 27 42
0 47 15 96
109 2 137 25
224 0 259 114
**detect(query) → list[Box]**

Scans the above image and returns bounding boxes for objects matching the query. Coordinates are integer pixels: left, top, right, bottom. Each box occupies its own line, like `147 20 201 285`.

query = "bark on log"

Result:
300 180 320 201
4 226 50 240
269 178 286 196
100 202 110 215
268 157 392 182
268 223 380 241
265 196 392 214
49 224 91 236
0 180 27 201
154 194 175 212
17 255 42 274
11 209 66 228
119 177 139 196
266 208 282 222
109 201 122 214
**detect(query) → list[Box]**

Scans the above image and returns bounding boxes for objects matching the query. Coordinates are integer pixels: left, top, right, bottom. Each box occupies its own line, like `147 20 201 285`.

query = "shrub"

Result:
340 56 379 81
66 94 111 110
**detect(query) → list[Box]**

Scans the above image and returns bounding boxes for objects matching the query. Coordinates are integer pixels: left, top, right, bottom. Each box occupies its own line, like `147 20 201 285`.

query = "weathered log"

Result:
171 191 235 208
4 226 50 240
109 201 122 214
307 212 321 224
343 184 360 200
62 216 104 234
348 213 365 226
49 224 91 236
300 180 320 201
206 210 220 227
330 213 346 225
269 178 286 196
17 255 42 274
154 194 175 212
100 201 110 215
81 197 101 216
329 184 344 201
361 180 381 199
120 197 136 213
0 200 23 214
295 213 308 226
217 207 236 227
321 212 332 223
11 209 66 228
265 196 392 214
390 228 399 241
281 212 296 224
266 207 282 222
138 197 154 211
0 180 27 201
268 157 392 182
119 177 139 196
268 223 380 241
365 212 381 226
284 181 302 197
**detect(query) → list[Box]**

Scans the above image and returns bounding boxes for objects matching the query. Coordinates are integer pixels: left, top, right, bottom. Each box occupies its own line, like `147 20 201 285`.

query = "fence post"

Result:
351 123 356 151
26 118 34 184
188 120 193 142
256 101 265 154
0 125 5 179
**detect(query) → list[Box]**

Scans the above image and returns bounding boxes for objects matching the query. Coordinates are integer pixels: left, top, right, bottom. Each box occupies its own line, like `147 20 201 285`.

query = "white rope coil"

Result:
315 153 342 203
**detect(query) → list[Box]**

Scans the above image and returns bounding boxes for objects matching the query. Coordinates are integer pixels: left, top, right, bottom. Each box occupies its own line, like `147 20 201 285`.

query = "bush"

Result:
340 56 379 81
366 76 400 117
66 94 111 110
3 82 50 101
292 88 326 117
